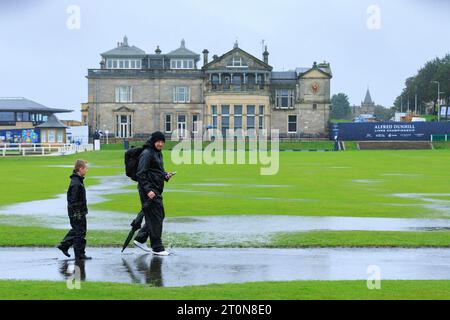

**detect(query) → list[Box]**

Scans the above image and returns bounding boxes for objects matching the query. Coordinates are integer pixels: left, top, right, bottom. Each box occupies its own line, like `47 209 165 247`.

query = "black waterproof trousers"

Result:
134 189 165 252
60 214 87 256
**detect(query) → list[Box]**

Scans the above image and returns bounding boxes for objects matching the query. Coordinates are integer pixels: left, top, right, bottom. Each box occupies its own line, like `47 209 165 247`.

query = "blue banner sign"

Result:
0 128 40 143
330 122 450 141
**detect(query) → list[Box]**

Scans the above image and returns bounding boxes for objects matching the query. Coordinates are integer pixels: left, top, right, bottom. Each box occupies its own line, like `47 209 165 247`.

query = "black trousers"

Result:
134 189 165 252
60 214 87 256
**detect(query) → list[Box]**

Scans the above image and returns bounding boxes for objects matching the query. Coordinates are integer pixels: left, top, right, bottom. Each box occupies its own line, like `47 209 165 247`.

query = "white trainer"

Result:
152 250 171 256
133 240 152 252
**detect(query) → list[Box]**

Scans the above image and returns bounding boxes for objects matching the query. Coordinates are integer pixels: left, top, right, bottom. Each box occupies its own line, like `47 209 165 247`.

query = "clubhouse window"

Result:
276 89 295 109
107 59 141 69
246 105 255 130
170 59 194 69
211 105 218 129
221 105 230 136
173 86 190 103
234 105 242 129
165 114 172 133
115 86 133 103
192 114 199 133
288 115 297 133
259 105 265 130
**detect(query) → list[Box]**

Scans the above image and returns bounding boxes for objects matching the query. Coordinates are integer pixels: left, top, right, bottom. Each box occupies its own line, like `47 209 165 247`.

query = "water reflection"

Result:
121 254 164 287
59 259 86 281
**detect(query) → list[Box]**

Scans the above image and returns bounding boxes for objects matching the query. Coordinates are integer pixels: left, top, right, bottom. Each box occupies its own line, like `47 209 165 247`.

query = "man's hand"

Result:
147 191 156 200
165 172 176 181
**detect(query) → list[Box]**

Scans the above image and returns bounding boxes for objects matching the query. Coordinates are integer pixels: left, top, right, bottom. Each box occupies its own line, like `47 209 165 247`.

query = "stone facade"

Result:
82 37 332 140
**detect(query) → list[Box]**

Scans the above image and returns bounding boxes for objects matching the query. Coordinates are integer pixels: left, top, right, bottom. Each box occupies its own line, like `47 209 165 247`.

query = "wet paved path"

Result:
0 247 449 286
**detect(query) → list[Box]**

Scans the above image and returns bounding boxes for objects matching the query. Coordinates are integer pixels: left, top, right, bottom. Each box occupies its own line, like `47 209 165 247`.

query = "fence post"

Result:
42 147 45 155
22 148 26 156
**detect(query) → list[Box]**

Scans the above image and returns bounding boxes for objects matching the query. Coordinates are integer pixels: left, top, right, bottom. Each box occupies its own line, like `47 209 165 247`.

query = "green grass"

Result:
433 141 450 150
0 280 448 300
330 119 352 123
343 141 359 150
0 225 448 248
0 150 124 207
271 231 450 248
2 149 450 219
90 150 450 219
1 148 449 300
423 115 438 122
102 140 336 151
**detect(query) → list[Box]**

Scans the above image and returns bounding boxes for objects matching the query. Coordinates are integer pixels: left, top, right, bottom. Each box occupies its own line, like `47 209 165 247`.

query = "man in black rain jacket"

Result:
134 131 174 256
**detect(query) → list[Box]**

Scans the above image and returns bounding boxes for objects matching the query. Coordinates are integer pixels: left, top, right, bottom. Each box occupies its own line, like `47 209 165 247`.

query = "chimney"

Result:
263 45 269 64
202 49 209 65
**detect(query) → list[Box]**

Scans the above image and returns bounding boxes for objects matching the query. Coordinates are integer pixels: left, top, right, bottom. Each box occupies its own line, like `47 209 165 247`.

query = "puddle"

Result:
46 165 123 169
190 183 232 187
0 175 136 230
183 183 291 188
0 175 448 237
382 173 424 177
392 193 450 216
164 216 450 234
0 247 448 286
352 179 383 184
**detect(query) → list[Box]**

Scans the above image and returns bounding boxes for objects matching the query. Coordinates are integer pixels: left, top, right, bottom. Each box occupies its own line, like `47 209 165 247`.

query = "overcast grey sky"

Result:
0 0 449 120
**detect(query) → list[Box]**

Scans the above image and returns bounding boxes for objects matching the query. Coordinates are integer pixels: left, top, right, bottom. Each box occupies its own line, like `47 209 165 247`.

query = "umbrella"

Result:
121 210 145 252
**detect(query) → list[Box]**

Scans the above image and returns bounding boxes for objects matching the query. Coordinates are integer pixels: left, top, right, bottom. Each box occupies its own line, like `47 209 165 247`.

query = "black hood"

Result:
70 170 85 182
143 131 166 151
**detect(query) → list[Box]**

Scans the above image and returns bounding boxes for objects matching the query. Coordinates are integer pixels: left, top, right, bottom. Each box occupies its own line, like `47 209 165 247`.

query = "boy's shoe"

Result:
57 245 71 258
75 254 92 260
134 240 152 252
152 250 171 256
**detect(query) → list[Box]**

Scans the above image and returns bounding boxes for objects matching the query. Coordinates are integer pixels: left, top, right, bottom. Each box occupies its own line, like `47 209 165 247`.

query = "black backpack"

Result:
125 147 144 181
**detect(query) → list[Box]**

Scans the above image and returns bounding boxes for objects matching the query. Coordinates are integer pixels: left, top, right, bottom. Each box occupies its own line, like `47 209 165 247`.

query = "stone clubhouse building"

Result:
82 36 332 140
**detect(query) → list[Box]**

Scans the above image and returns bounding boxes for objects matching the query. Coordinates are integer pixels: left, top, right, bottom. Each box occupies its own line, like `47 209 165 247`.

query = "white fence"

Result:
1 143 93 156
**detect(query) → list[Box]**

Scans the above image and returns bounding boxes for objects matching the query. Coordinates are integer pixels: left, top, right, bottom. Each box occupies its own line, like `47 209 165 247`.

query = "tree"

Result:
331 93 351 119
374 105 395 121
394 54 450 114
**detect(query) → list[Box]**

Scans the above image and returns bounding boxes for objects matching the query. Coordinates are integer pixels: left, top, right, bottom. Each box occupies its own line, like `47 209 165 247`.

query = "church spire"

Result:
363 87 374 105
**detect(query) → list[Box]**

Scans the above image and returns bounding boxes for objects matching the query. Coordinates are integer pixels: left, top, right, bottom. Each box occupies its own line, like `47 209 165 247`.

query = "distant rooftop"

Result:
271 71 297 85
167 39 200 59
101 36 146 57
35 114 68 128
0 97 71 113
271 71 297 79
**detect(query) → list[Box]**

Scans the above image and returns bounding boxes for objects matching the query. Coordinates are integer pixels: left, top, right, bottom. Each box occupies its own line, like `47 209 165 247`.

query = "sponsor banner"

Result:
330 122 450 141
